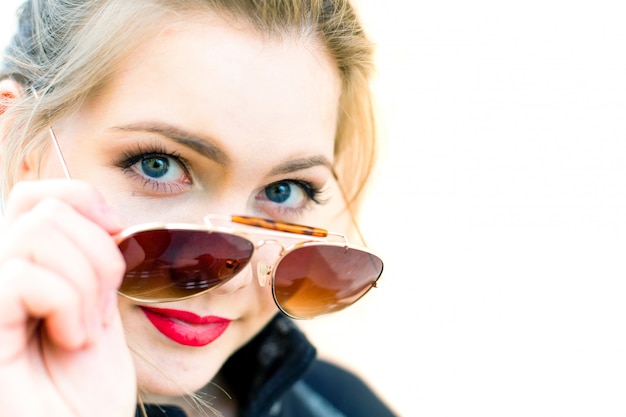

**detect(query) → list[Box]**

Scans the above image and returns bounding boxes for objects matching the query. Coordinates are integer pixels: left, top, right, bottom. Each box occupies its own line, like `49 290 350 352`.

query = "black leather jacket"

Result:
136 314 397 417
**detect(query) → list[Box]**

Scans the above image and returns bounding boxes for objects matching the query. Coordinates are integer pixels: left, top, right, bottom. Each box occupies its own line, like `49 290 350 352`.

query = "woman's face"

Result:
36 14 342 396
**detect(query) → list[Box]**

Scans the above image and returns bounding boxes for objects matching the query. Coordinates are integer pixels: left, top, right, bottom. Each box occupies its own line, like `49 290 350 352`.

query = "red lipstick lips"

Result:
140 307 231 347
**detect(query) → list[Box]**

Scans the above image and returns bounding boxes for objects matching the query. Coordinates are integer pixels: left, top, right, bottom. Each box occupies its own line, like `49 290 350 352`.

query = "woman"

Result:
0 1 393 416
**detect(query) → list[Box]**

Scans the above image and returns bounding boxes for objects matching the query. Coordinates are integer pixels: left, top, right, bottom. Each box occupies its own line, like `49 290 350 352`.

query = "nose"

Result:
208 261 255 295
208 239 284 295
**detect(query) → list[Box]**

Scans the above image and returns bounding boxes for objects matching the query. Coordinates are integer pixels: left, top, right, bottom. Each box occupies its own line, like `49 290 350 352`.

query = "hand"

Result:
0 180 136 417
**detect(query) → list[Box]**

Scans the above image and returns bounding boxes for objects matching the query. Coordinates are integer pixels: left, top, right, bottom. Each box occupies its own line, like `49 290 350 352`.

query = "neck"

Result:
139 377 237 417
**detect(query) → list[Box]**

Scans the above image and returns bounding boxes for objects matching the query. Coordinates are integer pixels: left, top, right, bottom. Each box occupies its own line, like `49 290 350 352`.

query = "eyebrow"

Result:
112 122 230 166
268 155 334 176
111 121 333 175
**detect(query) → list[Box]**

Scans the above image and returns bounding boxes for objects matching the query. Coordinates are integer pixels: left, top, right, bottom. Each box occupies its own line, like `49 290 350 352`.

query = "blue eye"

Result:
132 154 187 183
261 180 324 207
265 181 295 203
117 148 192 195
256 179 326 218
141 156 170 178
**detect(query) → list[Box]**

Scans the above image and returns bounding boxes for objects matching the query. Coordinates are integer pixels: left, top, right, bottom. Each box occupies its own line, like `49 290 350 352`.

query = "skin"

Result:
0 11 342 416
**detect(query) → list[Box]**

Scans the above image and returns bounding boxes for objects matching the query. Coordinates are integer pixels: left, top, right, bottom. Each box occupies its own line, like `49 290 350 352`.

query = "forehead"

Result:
71 12 342 162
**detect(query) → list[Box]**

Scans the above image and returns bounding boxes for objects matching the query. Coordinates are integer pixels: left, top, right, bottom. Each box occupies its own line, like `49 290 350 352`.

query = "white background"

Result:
2 1 626 416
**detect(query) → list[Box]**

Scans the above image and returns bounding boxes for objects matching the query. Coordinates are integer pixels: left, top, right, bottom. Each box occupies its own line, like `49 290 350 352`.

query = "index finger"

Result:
3 180 123 234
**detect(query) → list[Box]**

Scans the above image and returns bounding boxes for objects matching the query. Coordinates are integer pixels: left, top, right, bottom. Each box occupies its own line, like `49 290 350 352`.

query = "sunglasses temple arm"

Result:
48 127 72 180
30 87 72 180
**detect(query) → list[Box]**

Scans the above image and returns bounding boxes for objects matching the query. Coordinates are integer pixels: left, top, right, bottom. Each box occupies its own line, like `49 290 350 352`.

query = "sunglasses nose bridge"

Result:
253 238 285 288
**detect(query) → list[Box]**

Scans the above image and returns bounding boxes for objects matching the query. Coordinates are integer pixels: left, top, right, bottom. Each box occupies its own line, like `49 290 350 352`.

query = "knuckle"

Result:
0 258 30 279
9 179 33 196
12 199 68 234
33 196 69 215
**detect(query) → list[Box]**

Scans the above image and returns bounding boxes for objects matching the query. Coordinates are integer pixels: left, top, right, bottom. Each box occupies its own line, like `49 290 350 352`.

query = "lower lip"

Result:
140 307 231 347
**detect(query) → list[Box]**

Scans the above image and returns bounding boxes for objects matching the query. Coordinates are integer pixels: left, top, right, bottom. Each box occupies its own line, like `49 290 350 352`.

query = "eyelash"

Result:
112 144 329 217
286 179 325 204
113 144 192 194
258 178 328 218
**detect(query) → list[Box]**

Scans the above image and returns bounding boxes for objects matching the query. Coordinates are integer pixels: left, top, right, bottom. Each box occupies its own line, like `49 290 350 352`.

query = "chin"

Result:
132 348 224 397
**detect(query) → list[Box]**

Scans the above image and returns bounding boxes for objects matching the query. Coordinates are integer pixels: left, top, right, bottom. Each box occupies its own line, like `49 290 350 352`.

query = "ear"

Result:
0 78 37 180
0 78 21 116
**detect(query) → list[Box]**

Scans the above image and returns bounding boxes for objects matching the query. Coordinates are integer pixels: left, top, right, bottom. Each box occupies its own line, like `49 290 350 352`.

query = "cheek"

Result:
116 297 160 358
303 184 353 235
250 281 281 319
239 283 281 335
22 148 63 181
116 297 143 342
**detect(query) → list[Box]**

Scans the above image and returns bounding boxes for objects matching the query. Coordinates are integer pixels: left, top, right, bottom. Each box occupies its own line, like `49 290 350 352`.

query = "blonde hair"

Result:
0 0 377 208
0 3 378 413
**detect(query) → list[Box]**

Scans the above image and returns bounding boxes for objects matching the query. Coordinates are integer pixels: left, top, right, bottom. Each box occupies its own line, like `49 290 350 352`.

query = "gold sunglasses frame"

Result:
45 124 383 319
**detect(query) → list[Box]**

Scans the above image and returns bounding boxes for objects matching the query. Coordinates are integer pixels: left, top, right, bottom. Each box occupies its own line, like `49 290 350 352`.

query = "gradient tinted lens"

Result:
118 229 254 301
273 244 383 319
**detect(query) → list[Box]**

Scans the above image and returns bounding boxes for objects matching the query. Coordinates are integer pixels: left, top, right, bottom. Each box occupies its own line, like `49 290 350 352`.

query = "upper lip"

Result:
140 306 231 324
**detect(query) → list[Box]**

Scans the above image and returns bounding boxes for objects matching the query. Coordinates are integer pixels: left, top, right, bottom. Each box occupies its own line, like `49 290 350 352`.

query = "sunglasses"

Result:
46 126 384 319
